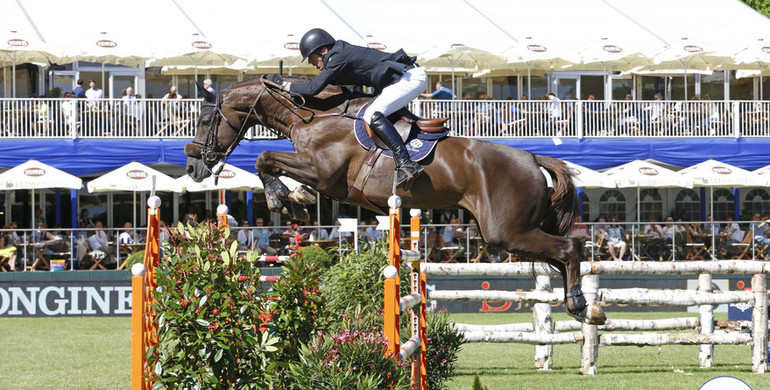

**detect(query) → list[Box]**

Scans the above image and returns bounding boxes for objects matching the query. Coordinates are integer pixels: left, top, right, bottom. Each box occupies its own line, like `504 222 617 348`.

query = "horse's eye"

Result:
201 114 212 125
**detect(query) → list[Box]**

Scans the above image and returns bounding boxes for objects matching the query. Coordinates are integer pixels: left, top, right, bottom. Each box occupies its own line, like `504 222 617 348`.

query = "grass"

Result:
0 317 130 390
1 312 769 390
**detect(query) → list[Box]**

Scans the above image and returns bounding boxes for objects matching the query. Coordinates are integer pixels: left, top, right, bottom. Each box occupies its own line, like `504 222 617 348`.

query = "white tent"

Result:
86 161 180 193
753 164 770 187
176 163 262 192
0 159 82 228
564 161 615 188
678 159 761 222
87 161 179 228
605 159 692 223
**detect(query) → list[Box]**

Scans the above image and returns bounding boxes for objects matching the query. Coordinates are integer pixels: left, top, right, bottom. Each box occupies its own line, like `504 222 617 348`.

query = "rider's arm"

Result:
288 55 347 96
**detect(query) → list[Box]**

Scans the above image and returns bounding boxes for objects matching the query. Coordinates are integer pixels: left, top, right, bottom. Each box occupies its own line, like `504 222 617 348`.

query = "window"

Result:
639 188 663 221
712 188 735 221
640 76 665 100
581 192 590 221
730 71 754 100
611 77 632 100
743 189 770 217
674 189 701 221
599 189 625 221
701 71 725 100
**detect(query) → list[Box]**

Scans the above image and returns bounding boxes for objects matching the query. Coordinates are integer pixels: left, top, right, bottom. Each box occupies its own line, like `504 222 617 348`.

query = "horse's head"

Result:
184 81 258 182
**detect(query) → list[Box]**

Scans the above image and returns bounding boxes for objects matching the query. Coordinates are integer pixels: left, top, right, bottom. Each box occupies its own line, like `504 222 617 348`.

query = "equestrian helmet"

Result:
299 28 335 61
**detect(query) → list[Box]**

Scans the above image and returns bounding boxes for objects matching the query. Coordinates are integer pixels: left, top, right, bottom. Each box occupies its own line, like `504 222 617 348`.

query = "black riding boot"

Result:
370 111 424 190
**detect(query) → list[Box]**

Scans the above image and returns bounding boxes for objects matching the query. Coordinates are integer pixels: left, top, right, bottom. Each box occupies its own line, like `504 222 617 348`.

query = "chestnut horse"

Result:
184 77 605 324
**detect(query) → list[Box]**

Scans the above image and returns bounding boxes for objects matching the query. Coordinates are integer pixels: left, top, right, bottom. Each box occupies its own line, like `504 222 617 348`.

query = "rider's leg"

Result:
369 111 424 189
364 67 428 190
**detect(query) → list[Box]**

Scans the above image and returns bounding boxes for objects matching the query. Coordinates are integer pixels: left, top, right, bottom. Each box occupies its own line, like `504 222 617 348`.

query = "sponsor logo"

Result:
191 41 212 49
284 42 299 50
638 167 658 176
24 168 45 177
450 43 466 48
683 45 703 53
7 38 29 47
712 166 732 175
366 42 386 50
96 40 117 48
126 170 148 180
219 170 235 178
603 45 622 53
527 44 547 53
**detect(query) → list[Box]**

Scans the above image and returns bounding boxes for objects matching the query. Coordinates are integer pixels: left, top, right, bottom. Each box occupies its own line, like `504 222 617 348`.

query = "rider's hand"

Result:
266 74 284 88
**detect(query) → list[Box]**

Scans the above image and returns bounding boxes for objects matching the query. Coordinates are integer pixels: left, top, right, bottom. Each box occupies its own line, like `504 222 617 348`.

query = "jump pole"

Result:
383 195 427 390
130 195 161 389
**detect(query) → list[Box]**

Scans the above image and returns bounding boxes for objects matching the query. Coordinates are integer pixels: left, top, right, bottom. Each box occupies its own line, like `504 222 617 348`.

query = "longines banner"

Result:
0 281 132 317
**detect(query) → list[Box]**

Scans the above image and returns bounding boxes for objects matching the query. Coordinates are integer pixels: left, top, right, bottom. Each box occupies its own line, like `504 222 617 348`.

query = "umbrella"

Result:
733 39 770 100
563 161 615 188
678 160 761 219
0 159 82 229
753 164 770 187
419 45 506 95
147 33 246 97
604 159 692 223
648 39 734 100
0 30 57 98
502 39 576 99
176 163 263 192
87 161 179 228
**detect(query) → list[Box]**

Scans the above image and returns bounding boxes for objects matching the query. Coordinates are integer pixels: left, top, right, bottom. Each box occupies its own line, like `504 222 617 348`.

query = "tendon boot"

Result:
370 111 424 190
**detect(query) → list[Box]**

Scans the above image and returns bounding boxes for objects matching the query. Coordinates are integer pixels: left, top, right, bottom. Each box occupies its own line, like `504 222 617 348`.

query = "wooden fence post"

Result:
580 274 599 375
752 273 768 373
698 273 714 368
534 275 553 369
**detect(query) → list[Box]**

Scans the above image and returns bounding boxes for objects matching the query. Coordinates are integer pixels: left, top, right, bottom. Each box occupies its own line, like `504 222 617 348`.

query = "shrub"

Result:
288 324 410 390
267 246 333 382
148 223 278 389
426 309 464 390
124 249 144 272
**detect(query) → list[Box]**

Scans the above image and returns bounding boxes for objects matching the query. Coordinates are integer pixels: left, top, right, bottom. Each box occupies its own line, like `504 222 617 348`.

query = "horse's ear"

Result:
196 81 215 103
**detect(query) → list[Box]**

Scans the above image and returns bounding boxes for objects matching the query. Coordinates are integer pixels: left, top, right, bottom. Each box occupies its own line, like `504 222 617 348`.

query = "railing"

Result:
1 98 769 139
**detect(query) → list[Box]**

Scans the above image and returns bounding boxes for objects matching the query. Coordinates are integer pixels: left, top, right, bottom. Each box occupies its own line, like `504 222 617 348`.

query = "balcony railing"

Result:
1 98 768 139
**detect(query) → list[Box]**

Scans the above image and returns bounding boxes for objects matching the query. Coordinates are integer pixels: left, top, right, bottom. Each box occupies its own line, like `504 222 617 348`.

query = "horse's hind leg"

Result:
497 229 606 325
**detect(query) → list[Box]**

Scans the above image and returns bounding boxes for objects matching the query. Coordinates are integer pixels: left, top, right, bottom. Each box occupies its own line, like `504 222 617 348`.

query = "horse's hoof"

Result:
568 303 606 325
267 197 284 213
288 186 317 205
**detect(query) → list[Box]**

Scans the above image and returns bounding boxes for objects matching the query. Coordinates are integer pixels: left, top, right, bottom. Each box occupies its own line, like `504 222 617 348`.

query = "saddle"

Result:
363 108 449 150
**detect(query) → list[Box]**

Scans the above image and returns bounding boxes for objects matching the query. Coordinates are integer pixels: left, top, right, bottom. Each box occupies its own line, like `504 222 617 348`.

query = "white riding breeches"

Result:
363 67 428 124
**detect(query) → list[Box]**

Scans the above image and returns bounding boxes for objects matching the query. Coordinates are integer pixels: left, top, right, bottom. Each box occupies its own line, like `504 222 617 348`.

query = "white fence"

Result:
423 261 769 374
1 98 769 139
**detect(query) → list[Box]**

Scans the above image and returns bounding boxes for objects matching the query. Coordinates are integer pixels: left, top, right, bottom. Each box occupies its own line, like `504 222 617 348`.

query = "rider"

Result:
266 28 427 190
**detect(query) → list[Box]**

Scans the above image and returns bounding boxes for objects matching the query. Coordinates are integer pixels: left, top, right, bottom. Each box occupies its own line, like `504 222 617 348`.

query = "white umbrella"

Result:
87 161 179 228
648 39 734 100
753 164 770 187
564 161 615 188
733 39 770 100
678 159 760 222
176 163 263 192
502 39 576 99
0 30 57 98
0 159 82 228
605 159 692 223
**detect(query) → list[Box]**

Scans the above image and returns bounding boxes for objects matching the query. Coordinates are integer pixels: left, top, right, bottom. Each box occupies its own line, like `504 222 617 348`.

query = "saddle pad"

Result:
353 104 449 162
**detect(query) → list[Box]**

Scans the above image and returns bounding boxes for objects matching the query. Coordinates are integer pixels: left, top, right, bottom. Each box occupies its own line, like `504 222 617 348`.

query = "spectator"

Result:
1 226 18 271
203 78 215 93
606 217 628 261
543 92 563 134
570 215 591 241
421 81 454 100
182 206 197 226
73 79 86 98
119 222 135 244
79 208 95 228
162 86 183 117
644 215 666 261
85 79 103 108
88 221 116 265
253 218 278 256
237 220 253 250
309 220 330 241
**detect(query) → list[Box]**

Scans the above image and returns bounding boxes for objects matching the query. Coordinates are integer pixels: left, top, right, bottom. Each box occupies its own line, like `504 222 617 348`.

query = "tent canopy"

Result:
176 163 263 192
0 159 81 189
86 161 180 193
678 159 760 187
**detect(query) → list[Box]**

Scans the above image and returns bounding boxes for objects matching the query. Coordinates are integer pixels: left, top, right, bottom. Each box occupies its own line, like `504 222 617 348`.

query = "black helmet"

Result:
299 28 335 61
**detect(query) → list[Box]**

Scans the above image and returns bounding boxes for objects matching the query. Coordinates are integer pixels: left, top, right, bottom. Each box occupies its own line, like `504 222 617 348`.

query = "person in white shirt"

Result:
119 222 135 244
85 79 103 108
236 220 253 250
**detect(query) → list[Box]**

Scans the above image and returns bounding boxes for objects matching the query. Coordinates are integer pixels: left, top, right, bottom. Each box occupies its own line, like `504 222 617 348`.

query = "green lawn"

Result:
1 313 769 390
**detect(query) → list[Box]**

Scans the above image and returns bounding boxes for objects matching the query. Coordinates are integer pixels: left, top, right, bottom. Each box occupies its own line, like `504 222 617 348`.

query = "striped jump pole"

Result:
383 195 427 390
131 195 161 389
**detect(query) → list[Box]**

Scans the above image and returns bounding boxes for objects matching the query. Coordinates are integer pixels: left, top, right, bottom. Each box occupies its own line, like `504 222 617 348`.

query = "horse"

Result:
184 77 606 325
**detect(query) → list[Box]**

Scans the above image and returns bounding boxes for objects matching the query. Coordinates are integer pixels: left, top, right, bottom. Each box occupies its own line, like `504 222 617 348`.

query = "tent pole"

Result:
527 63 532 99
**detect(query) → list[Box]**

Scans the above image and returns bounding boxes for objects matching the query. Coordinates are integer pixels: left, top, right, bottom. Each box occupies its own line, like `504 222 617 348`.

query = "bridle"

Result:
192 85 270 178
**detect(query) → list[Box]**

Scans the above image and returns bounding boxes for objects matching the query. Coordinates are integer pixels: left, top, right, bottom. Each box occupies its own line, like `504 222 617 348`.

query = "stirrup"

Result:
396 164 424 191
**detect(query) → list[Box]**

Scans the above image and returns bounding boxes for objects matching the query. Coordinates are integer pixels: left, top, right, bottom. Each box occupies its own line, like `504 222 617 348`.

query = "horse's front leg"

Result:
256 151 320 221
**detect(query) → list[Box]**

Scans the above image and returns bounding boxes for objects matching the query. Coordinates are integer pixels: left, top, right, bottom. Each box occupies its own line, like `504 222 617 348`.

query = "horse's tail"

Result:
534 154 578 237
